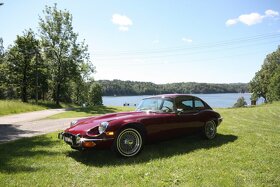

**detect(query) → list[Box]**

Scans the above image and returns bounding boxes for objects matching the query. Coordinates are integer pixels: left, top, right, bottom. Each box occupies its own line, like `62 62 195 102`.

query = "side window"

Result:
194 99 205 110
161 100 174 112
176 97 194 112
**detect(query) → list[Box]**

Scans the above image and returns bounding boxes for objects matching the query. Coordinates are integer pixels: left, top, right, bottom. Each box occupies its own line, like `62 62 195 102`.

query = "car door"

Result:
142 99 180 141
174 96 205 134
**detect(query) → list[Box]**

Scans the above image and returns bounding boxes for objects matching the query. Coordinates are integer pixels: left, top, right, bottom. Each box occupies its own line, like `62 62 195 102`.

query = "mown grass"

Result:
0 102 279 186
48 105 134 119
0 100 78 116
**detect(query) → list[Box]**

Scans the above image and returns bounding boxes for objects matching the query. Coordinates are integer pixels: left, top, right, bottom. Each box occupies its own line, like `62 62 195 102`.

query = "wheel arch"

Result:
118 122 147 140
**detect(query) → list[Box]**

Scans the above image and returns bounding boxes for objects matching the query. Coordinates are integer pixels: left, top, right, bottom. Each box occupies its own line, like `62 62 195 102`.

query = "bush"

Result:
233 97 247 108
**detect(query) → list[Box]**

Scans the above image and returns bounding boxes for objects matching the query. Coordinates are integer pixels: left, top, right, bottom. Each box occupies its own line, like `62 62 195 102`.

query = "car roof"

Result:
146 94 194 99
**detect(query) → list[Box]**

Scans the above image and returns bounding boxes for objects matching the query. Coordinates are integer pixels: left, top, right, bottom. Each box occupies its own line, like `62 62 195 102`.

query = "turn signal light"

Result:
82 141 96 148
105 131 114 136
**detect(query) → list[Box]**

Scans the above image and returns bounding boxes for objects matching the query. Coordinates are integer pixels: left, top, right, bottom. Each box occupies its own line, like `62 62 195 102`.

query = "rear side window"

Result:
194 99 205 110
176 97 194 112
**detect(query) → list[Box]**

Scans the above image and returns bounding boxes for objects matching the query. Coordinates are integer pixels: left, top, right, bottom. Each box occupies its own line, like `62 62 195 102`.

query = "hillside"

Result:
98 80 249 96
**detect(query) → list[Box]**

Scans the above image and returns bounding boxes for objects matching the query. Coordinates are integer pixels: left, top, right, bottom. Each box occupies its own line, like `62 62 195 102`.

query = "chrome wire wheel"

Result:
116 128 143 157
204 121 217 139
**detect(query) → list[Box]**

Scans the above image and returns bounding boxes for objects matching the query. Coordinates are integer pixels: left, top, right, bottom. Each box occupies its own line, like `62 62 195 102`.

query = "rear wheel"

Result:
203 120 217 139
113 128 143 157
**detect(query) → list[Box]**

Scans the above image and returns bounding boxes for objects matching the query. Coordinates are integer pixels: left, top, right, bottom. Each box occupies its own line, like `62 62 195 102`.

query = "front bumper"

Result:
217 117 223 126
58 132 114 148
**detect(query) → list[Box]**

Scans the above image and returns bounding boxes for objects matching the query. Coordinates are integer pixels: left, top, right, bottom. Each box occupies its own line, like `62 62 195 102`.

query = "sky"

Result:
0 0 279 84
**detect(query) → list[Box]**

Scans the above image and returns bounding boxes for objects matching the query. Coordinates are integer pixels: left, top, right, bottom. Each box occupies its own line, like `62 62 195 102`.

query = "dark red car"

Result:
58 94 223 157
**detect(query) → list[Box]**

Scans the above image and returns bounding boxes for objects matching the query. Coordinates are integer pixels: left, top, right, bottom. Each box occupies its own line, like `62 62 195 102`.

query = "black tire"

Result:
113 128 143 157
203 120 217 139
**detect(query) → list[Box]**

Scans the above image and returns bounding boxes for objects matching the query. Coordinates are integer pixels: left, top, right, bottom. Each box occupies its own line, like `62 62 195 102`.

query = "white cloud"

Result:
238 13 263 26
265 9 279 17
226 19 238 26
112 14 133 31
182 37 192 43
226 9 279 26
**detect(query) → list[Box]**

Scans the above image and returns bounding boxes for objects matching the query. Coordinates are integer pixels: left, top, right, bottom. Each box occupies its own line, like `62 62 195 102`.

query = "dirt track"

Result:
0 109 79 143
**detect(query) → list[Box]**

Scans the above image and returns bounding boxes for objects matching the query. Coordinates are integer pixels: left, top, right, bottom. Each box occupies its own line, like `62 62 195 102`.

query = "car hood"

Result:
64 111 150 135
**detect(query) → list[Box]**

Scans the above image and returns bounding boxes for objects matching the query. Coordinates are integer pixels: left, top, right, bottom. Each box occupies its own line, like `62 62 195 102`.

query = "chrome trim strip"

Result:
80 137 114 142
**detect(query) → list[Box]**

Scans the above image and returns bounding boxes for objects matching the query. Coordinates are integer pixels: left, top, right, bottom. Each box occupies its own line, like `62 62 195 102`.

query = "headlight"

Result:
98 122 109 134
70 120 78 127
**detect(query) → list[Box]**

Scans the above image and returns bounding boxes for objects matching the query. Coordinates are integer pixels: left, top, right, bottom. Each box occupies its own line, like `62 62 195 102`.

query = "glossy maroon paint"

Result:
62 94 222 149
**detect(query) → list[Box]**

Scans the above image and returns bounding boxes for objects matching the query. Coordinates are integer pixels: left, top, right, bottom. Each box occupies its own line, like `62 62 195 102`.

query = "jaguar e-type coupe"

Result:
58 94 223 157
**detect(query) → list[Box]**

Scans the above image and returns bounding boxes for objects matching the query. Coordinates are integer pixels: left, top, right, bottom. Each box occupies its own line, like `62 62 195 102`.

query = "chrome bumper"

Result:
218 117 223 125
58 132 113 147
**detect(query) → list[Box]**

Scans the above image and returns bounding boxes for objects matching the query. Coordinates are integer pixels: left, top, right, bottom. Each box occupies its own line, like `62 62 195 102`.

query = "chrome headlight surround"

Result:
70 120 78 127
98 121 109 134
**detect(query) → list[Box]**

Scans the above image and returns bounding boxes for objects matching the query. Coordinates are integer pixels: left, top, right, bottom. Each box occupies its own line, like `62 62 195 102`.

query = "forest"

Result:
98 80 248 96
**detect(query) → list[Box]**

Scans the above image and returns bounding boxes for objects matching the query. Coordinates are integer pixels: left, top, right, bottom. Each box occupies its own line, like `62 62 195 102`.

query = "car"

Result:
58 94 223 157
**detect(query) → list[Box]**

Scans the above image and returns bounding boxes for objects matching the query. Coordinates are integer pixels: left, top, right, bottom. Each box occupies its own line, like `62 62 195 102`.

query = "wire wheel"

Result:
116 128 143 157
204 121 217 139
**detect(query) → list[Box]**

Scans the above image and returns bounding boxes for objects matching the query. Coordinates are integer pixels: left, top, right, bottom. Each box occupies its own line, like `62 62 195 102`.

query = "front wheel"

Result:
203 120 217 139
113 128 143 157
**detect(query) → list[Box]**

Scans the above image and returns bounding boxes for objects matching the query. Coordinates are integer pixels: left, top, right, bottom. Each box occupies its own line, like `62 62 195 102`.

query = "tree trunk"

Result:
56 83 60 105
21 61 28 103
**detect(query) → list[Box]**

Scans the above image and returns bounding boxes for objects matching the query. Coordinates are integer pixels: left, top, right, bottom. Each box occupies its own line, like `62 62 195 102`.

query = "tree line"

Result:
0 4 102 106
249 46 280 102
98 79 248 96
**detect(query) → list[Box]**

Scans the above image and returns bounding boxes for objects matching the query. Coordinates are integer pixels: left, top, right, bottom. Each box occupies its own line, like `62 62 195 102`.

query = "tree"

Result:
39 4 92 105
89 82 103 106
233 97 247 108
6 30 40 102
0 38 7 99
267 67 280 101
249 47 280 102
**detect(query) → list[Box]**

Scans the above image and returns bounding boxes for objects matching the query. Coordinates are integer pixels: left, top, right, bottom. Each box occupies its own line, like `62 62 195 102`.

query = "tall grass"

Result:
0 100 47 116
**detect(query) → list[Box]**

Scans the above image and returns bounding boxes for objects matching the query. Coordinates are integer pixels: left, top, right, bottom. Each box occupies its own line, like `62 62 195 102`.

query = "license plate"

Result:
64 136 73 144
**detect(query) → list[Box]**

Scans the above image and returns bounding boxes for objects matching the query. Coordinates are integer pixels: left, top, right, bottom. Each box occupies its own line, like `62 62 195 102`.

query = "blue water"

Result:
103 93 264 108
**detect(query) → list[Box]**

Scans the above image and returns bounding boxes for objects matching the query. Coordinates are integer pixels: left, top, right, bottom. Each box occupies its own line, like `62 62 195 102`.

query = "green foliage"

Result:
89 82 103 106
39 4 93 105
98 79 248 96
0 4 95 106
0 103 280 186
249 47 280 102
233 96 247 108
267 67 280 101
6 30 41 103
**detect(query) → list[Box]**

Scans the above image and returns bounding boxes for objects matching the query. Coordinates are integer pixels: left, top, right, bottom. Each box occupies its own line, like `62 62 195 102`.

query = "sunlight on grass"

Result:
0 102 279 186
0 100 79 116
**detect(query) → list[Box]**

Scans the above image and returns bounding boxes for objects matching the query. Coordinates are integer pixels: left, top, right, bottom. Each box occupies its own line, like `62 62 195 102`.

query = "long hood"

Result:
65 111 151 135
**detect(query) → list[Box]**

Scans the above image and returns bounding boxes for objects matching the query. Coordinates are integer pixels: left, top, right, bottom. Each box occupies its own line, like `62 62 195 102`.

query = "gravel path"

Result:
0 109 80 143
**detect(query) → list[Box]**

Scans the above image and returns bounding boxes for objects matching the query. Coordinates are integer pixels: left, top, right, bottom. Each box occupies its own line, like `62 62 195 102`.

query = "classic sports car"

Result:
58 94 223 157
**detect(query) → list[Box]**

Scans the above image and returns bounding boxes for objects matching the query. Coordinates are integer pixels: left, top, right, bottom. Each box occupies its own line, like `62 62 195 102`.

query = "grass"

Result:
0 102 279 186
0 100 78 116
48 105 134 119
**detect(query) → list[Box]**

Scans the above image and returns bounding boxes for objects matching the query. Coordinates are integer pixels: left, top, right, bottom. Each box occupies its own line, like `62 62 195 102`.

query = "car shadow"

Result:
67 133 238 167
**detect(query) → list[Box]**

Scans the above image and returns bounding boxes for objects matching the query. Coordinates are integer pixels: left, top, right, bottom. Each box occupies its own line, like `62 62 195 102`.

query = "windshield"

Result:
136 98 174 113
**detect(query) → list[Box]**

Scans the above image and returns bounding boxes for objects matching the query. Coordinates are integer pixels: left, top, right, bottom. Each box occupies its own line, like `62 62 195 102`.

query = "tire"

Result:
203 120 217 139
113 128 143 157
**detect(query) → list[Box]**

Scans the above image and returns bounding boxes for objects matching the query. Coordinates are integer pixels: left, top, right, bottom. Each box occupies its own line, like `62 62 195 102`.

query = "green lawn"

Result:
47 105 134 119
0 103 279 186
0 100 78 116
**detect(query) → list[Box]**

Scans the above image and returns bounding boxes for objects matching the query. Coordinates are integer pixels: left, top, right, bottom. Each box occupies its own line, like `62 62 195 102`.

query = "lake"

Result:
103 93 264 108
